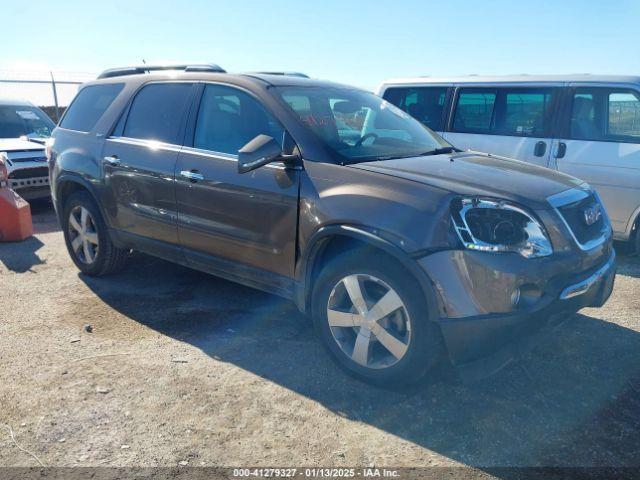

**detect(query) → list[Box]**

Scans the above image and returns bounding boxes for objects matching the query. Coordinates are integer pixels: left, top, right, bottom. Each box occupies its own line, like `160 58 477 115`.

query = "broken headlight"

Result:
451 198 553 258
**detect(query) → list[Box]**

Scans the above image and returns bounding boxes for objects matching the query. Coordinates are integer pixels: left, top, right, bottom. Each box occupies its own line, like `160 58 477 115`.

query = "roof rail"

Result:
253 71 309 78
97 64 226 79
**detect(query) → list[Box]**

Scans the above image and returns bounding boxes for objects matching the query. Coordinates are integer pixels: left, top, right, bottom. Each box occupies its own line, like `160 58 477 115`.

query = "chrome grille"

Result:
548 188 609 250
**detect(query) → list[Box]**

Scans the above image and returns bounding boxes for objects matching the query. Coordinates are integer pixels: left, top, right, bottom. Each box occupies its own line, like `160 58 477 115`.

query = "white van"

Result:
377 75 640 252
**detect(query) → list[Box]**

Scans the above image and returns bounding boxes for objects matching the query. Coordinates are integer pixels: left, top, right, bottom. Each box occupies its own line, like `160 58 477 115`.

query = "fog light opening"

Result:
517 284 544 308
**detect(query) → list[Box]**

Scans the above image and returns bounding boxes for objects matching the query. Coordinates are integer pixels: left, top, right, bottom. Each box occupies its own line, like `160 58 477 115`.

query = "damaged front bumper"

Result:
418 241 616 382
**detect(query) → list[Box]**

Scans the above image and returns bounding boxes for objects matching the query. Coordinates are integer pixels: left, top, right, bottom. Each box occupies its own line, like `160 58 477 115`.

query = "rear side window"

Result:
60 84 124 132
453 90 496 133
453 87 557 137
123 83 193 144
383 87 448 131
194 84 284 155
570 87 640 143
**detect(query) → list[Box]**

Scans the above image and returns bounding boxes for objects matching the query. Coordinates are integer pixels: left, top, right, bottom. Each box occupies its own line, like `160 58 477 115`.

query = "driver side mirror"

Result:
238 134 294 174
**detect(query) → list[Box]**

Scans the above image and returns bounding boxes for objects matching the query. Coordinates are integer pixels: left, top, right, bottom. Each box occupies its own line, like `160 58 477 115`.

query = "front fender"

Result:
294 224 442 316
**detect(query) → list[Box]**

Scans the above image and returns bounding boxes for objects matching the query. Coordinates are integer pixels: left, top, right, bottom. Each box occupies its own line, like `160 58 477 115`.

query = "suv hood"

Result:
0 138 46 152
352 151 583 210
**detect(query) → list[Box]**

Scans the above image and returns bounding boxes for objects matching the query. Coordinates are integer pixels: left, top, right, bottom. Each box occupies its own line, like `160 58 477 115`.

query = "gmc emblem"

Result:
583 204 602 226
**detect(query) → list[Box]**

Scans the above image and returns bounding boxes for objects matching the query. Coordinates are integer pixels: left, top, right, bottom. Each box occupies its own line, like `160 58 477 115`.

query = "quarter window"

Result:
123 83 193 144
194 84 284 155
383 87 448 131
60 83 124 132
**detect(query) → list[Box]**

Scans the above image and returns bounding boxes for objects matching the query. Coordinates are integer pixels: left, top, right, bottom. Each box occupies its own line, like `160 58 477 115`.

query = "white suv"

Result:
0 98 55 200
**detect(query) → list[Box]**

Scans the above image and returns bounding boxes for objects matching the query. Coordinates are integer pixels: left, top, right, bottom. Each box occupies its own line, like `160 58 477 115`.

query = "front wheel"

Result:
311 252 444 387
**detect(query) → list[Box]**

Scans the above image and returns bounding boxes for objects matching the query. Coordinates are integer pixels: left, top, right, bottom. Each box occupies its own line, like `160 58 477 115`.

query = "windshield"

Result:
0 105 56 139
275 86 451 163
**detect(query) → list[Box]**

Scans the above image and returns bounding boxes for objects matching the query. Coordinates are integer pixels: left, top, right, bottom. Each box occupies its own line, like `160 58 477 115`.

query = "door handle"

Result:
533 141 547 157
103 155 121 166
555 142 567 159
180 170 205 182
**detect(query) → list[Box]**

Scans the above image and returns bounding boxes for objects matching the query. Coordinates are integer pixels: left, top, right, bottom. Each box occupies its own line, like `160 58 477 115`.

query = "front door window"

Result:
193 85 285 155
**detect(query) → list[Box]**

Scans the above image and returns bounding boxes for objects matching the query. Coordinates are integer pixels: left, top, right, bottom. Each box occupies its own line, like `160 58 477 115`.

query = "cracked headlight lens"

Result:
451 198 553 258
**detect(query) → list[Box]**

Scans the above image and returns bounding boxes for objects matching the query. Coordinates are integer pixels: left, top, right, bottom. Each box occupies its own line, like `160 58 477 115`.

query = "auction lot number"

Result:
234 468 399 478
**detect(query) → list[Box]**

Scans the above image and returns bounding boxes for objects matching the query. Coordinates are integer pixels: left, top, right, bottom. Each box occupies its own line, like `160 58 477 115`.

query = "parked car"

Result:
0 98 55 200
49 65 615 386
378 75 640 254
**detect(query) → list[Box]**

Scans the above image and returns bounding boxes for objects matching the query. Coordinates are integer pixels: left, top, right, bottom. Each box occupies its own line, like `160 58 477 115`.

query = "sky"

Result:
2 0 640 105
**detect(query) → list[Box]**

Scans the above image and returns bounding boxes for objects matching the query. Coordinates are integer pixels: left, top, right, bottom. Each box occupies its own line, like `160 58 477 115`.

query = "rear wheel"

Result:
62 191 128 276
312 251 443 387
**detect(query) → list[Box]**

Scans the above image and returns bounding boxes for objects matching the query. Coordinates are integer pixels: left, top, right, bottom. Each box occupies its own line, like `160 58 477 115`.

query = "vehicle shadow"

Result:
0 198 57 272
79 254 640 471
0 235 46 272
29 197 61 234
615 250 640 279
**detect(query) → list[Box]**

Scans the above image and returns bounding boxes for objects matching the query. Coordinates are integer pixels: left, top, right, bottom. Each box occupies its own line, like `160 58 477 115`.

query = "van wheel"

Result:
311 251 443 387
62 191 128 276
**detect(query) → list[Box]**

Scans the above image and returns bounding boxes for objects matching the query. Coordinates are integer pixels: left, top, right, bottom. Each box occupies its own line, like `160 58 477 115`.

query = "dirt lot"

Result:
1 199 639 472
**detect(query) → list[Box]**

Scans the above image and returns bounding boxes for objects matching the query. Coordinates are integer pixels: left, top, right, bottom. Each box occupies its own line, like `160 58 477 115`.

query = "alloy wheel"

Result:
326 274 411 369
68 206 99 264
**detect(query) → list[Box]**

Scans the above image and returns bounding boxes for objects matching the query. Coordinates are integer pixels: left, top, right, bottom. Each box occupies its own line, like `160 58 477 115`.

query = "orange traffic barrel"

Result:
0 157 33 242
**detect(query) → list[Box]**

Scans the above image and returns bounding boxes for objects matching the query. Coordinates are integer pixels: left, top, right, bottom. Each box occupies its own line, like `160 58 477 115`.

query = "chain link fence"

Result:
0 70 95 122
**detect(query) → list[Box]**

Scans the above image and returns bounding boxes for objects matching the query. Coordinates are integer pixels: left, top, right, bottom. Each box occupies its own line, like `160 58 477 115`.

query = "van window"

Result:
453 87 557 137
608 91 640 140
453 90 496 133
570 88 640 143
194 84 284 155
60 83 124 132
500 90 554 136
123 83 193 144
383 87 447 131
570 92 599 140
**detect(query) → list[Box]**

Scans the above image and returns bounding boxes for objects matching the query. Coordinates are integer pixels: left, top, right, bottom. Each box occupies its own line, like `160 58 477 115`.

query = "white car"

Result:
0 98 55 200
377 75 640 253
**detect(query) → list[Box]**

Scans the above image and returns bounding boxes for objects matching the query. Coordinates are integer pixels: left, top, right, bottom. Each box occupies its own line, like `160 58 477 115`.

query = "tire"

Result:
311 250 444 387
62 191 128 276
634 224 640 256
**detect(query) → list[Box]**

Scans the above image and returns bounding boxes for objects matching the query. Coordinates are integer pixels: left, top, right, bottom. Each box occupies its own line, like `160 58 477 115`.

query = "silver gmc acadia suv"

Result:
49 65 616 386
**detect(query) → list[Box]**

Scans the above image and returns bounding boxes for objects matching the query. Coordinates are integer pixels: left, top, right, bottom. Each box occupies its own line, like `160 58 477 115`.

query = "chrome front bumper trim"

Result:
560 254 615 300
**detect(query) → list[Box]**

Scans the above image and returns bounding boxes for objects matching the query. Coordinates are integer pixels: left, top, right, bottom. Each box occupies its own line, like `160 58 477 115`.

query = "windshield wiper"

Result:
342 147 461 165
419 146 461 156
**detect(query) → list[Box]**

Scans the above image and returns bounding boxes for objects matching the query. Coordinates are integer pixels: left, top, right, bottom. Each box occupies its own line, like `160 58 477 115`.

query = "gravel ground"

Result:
1 199 639 472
